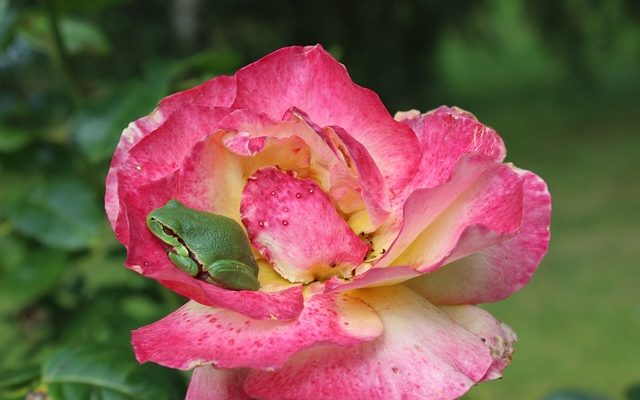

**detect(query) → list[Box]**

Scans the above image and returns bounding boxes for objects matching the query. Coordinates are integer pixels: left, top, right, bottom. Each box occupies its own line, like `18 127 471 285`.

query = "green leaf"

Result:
72 80 169 163
42 345 184 400
0 236 27 272
0 365 40 391
61 18 110 55
0 248 67 313
0 365 40 400
0 126 34 153
8 178 102 250
18 13 110 56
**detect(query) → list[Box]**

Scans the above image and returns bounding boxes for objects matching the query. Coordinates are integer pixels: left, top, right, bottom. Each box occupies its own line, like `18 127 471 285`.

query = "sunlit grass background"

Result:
1 0 638 399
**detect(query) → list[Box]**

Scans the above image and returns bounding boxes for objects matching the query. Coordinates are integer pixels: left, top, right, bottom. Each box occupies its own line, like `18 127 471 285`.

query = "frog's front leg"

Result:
168 252 199 276
204 259 260 291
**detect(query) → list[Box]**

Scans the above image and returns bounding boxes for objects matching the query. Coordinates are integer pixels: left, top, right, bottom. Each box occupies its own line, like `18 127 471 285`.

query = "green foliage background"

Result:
0 0 638 399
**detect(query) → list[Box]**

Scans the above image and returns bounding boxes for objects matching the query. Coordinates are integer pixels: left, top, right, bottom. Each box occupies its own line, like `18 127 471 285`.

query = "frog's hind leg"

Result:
204 260 260 291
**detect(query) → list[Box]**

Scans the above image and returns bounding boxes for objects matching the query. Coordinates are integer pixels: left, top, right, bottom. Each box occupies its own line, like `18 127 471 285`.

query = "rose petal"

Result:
177 131 312 224
160 75 236 112
186 366 250 400
400 105 506 193
325 157 526 294
132 287 383 370
122 174 303 320
406 169 551 304
232 45 420 197
327 125 390 227
244 285 492 400
439 305 517 381
110 105 231 246
106 76 236 231
175 131 247 223
287 109 390 227
241 167 369 283
324 266 421 294
388 160 524 271
374 155 501 269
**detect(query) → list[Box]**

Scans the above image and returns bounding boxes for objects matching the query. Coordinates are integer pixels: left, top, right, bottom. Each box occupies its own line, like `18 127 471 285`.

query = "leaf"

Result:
0 236 27 272
61 18 110 55
18 13 110 56
0 365 40 400
72 80 169 163
0 248 67 313
0 126 34 153
8 178 102 251
42 345 184 400
0 365 40 390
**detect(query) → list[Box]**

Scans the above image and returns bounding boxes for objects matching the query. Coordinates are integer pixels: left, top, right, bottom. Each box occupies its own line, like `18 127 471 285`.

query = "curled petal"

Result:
186 366 250 400
244 285 492 400
233 45 420 197
375 155 502 269
123 174 303 320
439 305 517 381
391 160 524 271
110 105 231 245
288 109 390 227
407 170 551 304
339 157 524 292
176 128 312 224
400 105 506 193
324 266 420 293
132 288 383 370
241 167 369 283
106 76 236 232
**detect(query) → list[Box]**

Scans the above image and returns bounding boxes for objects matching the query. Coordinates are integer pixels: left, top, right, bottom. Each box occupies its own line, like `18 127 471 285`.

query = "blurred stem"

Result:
43 0 82 108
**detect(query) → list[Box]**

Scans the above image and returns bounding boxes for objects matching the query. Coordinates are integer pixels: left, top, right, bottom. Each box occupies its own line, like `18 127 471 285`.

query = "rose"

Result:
105 45 550 399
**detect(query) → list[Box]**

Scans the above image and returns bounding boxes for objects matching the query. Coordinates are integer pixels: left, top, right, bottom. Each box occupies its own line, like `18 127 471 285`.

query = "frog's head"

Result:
146 200 186 247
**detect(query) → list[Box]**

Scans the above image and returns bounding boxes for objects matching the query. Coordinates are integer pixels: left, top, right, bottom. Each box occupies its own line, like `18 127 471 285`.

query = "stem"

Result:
43 0 82 107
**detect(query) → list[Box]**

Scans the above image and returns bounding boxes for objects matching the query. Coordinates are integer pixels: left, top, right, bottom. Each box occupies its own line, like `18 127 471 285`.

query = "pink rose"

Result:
106 45 550 399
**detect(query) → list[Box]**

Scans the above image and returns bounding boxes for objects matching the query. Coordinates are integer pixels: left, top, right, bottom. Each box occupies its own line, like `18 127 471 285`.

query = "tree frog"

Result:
146 200 260 291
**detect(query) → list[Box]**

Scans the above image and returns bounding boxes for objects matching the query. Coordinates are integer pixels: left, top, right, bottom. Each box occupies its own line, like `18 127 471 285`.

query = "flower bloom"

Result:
106 45 551 399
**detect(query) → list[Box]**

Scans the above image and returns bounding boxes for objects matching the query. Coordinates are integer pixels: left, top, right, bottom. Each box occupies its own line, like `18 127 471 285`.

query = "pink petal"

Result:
105 76 236 232
288 109 390 226
240 167 369 283
400 106 506 193
160 75 236 112
439 305 517 381
326 157 526 293
186 366 250 400
244 286 493 400
324 266 421 293
122 173 304 321
109 105 231 246
132 288 383 370
387 160 525 273
406 170 551 304
325 124 390 226
374 155 502 269
232 45 420 197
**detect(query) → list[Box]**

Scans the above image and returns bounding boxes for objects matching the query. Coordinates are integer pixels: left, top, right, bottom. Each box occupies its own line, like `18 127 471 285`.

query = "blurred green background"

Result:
1 0 639 399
